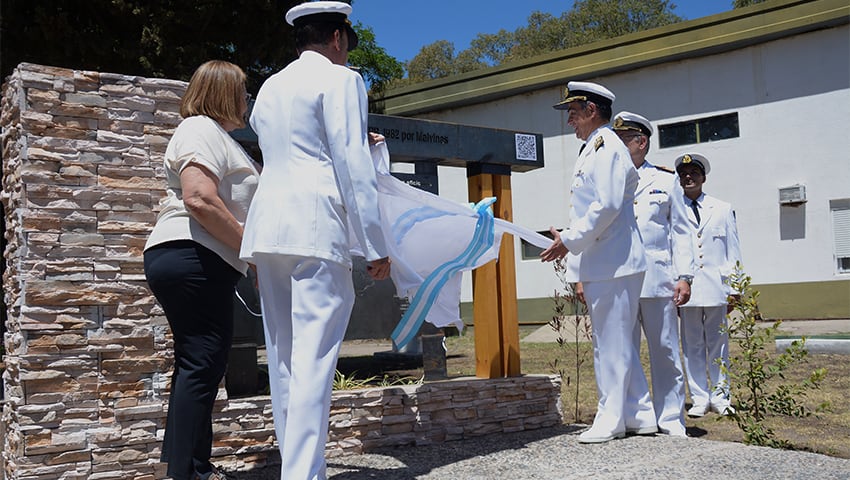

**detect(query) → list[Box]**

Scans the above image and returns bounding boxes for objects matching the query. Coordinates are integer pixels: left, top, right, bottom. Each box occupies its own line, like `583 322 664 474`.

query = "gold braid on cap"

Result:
612 117 644 133
563 87 587 102
682 154 692 164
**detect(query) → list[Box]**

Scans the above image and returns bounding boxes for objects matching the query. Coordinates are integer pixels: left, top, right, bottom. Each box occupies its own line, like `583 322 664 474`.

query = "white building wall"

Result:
422 25 850 301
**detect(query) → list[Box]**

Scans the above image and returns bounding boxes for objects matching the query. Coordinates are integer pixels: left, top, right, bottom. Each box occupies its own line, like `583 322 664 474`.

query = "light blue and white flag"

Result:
351 142 551 349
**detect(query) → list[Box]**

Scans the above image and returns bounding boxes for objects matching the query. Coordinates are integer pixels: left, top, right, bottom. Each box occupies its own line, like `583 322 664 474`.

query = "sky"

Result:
349 1 733 64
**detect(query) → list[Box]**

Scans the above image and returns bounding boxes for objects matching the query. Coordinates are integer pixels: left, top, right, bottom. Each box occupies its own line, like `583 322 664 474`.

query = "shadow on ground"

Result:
233 424 584 479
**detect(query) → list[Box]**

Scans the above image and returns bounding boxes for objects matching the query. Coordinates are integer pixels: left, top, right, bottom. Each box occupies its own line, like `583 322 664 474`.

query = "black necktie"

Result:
690 200 701 225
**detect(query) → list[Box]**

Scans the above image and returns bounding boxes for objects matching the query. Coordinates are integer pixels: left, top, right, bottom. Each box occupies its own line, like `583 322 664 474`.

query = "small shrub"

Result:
333 370 424 390
721 264 829 448
333 370 377 390
548 258 592 422
377 374 424 387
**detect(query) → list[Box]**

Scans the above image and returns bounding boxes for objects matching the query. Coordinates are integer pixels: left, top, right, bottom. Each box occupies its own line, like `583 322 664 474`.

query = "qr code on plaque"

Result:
515 133 537 161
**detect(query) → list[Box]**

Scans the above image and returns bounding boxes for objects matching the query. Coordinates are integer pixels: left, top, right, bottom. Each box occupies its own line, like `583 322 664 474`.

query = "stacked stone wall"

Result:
0 63 561 479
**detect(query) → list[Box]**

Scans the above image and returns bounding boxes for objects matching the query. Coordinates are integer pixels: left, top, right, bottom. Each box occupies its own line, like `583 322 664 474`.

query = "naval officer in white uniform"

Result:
611 111 694 437
674 153 742 418
541 82 654 443
240 2 390 479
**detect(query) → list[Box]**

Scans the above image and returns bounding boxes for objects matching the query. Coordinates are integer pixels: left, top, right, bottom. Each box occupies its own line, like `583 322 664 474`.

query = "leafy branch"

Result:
548 259 592 422
721 263 829 448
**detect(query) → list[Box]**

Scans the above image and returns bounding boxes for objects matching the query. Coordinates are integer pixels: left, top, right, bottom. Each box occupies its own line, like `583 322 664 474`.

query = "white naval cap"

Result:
553 81 615 110
285 1 358 51
674 153 711 175
612 111 653 137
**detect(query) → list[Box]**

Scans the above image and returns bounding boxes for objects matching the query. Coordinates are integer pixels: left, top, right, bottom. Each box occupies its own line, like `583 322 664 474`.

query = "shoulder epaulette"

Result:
655 165 675 174
594 136 604 151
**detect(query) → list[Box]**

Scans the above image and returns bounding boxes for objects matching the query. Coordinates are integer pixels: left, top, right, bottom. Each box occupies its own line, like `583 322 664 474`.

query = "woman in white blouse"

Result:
143 60 259 480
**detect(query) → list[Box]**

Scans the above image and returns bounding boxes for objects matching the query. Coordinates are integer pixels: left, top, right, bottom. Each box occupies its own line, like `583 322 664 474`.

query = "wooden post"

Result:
467 170 521 378
494 174 521 376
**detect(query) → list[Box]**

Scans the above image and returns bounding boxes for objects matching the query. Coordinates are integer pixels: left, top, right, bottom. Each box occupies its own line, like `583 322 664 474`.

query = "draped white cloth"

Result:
350 142 551 348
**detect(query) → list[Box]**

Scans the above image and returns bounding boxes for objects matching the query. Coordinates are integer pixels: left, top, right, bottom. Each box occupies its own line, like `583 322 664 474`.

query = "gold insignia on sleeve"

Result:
682 154 692 164
594 136 604 151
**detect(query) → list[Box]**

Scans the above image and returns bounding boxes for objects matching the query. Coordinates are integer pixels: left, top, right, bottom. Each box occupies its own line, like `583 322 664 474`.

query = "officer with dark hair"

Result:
674 153 742 418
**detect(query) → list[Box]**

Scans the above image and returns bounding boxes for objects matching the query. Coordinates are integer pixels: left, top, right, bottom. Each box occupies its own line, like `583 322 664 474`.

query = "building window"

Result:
831 200 850 274
658 112 740 148
521 230 554 260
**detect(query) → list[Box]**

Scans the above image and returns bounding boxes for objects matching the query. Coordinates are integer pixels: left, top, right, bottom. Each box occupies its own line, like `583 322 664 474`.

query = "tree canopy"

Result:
348 23 405 94
0 0 760 94
403 0 684 84
0 0 403 96
733 0 768 7
0 0 309 93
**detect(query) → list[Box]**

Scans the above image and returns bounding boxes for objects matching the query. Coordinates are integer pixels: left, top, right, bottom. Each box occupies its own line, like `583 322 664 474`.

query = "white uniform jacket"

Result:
241 51 387 267
634 161 694 298
560 126 646 282
685 193 742 306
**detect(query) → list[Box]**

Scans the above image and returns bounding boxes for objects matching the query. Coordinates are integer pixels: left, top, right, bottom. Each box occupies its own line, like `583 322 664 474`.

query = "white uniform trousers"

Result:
679 305 730 409
636 297 687 436
255 254 355 480
583 272 655 435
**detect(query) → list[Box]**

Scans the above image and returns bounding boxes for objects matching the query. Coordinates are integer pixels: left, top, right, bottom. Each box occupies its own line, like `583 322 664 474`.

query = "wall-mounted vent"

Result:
779 185 807 205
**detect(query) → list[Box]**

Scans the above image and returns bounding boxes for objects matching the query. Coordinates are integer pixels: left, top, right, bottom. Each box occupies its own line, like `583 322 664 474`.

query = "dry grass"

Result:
446 325 850 459
338 324 850 459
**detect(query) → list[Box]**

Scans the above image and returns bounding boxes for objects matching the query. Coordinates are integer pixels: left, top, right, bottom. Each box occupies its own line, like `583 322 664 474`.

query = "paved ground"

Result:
235 424 850 480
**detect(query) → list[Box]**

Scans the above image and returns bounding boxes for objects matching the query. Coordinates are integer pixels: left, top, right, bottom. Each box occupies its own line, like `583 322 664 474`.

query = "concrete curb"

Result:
775 337 850 354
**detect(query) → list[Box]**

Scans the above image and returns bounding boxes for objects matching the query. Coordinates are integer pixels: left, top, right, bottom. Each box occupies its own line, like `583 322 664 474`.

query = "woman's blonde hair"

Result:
180 60 247 128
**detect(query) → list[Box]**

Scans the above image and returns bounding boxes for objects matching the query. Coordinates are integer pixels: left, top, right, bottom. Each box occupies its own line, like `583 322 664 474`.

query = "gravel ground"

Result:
231 425 850 480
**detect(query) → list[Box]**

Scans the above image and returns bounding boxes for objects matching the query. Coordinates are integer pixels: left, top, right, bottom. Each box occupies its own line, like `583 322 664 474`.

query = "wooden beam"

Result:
468 173 504 378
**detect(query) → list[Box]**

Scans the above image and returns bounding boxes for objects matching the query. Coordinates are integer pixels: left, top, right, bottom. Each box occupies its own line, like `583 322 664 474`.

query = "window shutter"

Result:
833 207 850 257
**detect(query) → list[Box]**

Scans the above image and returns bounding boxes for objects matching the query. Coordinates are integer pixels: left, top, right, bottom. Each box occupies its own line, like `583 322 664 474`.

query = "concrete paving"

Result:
521 317 850 343
234 428 850 480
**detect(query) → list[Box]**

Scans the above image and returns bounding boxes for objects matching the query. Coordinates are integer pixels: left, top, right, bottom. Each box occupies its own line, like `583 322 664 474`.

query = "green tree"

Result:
564 0 682 43
1 0 297 92
405 40 452 82
1 1 404 95
733 0 768 8
348 23 404 94
405 0 683 82
404 39 487 84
